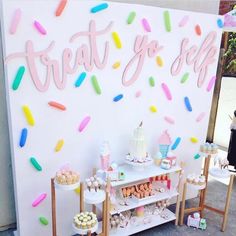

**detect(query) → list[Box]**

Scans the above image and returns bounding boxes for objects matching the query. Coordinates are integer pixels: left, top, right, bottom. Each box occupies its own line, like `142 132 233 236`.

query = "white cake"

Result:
129 122 147 161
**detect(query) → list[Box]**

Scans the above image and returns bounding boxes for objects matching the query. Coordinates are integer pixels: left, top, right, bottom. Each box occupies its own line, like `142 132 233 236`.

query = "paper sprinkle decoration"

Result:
112 61 121 69
30 157 42 171
12 66 25 90
55 0 67 16
78 116 91 132
164 116 175 124
194 154 201 160
22 105 35 126
179 15 189 27
113 94 123 102
161 83 172 101
171 137 181 150
34 20 47 35
184 96 192 112
149 76 155 87
91 75 102 95
55 139 64 152
112 32 122 49
135 90 142 98
217 18 224 28
48 101 66 111
181 73 189 84
195 24 201 36
127 11 136 24
91 3 108 13
142 18 151 32
150 105 157 113
196 112 206 122
32 193 46 207
39 216 49 226
9 8 21 34
190 137 198 143
75 72 87 87
206 76 217 92
163 10 171 32
156 56 164 67
19 128 28 147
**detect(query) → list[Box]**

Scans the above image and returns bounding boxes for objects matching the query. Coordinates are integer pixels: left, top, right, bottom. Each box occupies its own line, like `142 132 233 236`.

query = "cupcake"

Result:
82 222 87 229
91 219 96 227
87 221 92 229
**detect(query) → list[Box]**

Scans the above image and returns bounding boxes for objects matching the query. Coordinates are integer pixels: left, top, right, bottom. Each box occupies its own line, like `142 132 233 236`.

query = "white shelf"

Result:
111 164 181 187
110 189 178 215
84 189 106 204
109 208 176 236
187 182 206 190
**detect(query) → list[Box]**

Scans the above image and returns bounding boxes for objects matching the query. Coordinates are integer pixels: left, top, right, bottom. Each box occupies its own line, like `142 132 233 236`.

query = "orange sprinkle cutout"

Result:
55 0 68 17
195 24 201 36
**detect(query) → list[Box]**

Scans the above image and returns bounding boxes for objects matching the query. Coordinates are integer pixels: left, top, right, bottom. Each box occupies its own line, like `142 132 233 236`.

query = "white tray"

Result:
187 182 206 190
54 180 80 191
84 189 106 204
72 222 98 235
209 167 230 179
131 194 156 204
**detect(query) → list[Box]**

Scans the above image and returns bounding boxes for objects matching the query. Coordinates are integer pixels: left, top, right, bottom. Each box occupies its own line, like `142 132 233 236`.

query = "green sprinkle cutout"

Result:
91 75 101 95
30 157 42 171
39 216 48 226
12 66 25 90
149 76 155 87
181 73 189 84
127 11 136 24
194 154 201 160
164 11 171 32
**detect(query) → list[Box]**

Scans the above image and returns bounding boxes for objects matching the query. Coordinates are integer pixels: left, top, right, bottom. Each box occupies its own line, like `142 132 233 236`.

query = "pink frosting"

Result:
158 130 172 145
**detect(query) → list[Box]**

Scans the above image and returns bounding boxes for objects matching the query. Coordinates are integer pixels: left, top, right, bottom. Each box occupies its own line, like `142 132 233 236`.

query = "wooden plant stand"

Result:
179 154 234 232
51 178 109 236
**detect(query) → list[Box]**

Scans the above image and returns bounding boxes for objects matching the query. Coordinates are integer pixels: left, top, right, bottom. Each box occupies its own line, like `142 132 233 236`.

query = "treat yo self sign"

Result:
0 0 223 235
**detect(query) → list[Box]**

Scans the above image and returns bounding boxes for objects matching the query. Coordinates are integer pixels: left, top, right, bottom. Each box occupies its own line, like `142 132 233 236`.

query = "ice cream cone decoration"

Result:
158 130 172 158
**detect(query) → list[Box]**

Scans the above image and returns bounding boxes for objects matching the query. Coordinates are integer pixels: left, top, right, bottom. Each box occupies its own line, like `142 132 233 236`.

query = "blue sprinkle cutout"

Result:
184 96 192 112
217 18 224 28
19 128 28 147
75 72 87 87
91 3 109 13
171 137 181 150
113 94 123 102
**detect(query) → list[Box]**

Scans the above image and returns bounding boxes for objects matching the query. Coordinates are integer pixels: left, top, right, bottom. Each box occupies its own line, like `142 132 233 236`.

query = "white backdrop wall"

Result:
0 0 221 233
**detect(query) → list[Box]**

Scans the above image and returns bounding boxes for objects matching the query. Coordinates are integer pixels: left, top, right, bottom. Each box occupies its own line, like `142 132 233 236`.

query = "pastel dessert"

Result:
73 212 97 229
187 174 206 186
55 168 79 185
85 175 104 192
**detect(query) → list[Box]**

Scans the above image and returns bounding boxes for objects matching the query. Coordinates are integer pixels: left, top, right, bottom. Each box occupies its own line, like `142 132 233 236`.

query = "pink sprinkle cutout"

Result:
135 90 142 98
179 15 189 27
142 18 151 32
32 193 47 207
78 116 91 132
164 116 175 124
34 20 47 35
196 112 206 122
9 8 21 34
207 76 217 92
161 83 172 101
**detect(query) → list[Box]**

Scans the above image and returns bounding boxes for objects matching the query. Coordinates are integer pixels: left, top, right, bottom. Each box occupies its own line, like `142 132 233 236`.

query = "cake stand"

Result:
84 189 106 204
187 182 206 190
72 222 98 235
209 167 230 179
54 180 80 191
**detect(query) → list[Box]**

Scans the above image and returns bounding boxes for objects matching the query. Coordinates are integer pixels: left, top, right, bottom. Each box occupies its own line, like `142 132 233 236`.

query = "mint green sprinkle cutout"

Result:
149 76 155 87
12 66 25 90
91 75 101 95
164 11 171 32
181 73 189 84
127 12 136 24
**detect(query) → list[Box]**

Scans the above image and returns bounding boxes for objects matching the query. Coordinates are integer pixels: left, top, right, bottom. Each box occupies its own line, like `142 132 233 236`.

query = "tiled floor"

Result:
1 178 235 236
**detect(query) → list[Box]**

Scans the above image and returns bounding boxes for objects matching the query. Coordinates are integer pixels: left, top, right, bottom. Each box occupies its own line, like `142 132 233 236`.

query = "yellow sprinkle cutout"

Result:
156 56 163 67
150 105 157 113
112 61 121 69
22 105 35 126
112 32 122 49
55 139 64 152
190 137 198 143
74 186 80 194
